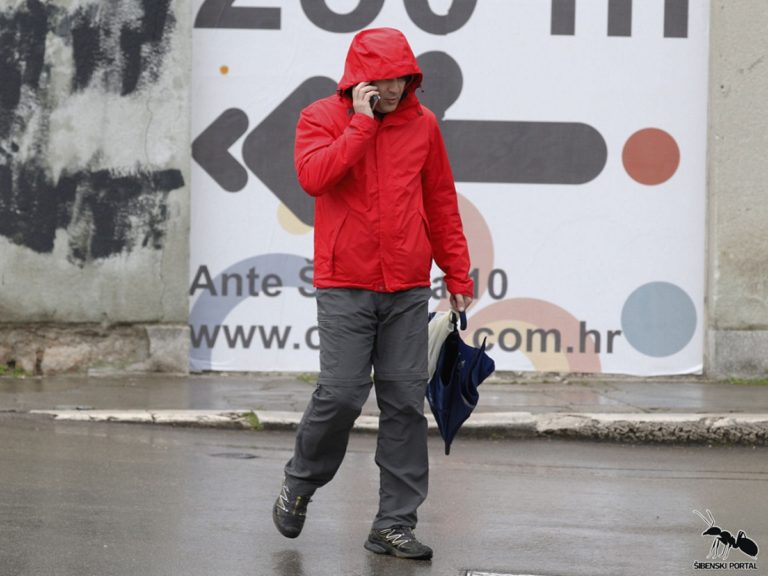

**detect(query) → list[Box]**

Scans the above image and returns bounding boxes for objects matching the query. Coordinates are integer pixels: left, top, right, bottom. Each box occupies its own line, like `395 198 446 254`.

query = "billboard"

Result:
191 0 709 375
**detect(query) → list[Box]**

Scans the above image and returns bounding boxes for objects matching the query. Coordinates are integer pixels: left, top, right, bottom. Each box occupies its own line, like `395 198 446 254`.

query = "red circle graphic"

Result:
622 128 680 185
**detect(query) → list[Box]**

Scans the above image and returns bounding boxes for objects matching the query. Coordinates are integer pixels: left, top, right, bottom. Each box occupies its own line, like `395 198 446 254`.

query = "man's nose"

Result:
381 80 398 93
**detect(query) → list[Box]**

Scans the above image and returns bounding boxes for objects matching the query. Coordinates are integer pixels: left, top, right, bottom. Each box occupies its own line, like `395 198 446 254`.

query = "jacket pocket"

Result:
328 210 350 276
415 208 432 259
417 207 431 242
395 209 433 285
331 210 379 282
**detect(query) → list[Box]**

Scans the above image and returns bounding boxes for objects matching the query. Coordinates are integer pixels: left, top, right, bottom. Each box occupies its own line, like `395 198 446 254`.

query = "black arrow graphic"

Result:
242 76 336 226
418 51 607 184
192 108 249 192
442 120 606 184
192 53 608 223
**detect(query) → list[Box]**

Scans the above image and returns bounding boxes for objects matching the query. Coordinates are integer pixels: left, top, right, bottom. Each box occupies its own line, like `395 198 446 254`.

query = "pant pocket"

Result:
318 316 340 374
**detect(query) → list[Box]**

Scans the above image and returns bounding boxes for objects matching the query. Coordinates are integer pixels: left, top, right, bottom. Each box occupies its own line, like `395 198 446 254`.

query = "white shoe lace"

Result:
276 482 310 515
276 483 290 513
379 527 414 548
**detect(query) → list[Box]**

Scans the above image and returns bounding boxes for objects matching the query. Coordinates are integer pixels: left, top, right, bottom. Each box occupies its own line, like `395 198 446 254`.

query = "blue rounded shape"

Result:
621 282 697 357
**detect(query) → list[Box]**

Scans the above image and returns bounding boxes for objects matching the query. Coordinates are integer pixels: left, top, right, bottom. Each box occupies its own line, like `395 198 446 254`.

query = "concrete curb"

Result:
28 409 768 445
29 410 252 427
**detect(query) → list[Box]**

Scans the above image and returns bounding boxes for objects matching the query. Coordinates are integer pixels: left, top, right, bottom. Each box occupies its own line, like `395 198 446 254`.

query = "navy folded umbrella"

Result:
426 311 495 455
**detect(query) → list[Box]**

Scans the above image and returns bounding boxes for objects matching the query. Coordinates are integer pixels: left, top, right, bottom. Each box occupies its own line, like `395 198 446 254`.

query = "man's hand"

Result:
352 82 379 118
449 293 473 313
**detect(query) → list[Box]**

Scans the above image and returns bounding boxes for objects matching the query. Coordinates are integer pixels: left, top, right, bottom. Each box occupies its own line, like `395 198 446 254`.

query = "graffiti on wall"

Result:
0 0 184 265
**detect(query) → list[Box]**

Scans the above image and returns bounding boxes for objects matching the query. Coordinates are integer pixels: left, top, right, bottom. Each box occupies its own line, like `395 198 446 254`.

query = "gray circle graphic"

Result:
621 282 697 357
189 253 313 370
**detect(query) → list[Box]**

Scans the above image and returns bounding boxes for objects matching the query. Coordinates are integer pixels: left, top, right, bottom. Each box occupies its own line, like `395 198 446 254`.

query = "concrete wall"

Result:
0 0 191 373
707 0 768 377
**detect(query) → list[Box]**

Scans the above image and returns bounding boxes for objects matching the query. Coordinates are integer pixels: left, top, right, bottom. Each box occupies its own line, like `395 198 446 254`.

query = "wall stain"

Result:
1 164 183 264
0 0 183 265
0 0 47 133
71 7 102 92
69 0 174 96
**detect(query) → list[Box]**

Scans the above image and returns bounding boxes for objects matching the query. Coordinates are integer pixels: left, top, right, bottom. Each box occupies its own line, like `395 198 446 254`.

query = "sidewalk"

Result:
1 373 767 444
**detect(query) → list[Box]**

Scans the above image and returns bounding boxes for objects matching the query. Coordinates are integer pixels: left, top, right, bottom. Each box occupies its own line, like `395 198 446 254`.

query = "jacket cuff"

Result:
446 276 474 297
351 113 378 130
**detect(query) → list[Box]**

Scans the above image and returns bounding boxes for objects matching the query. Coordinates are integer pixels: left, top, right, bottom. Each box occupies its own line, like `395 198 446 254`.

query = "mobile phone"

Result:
369 94 380 110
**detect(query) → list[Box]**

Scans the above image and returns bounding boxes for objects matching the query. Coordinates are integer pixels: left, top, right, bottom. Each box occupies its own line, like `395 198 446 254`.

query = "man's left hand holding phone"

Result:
352 82 379 118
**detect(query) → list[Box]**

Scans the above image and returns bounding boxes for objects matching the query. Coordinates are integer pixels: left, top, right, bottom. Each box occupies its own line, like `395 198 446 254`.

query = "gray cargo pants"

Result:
283 287 430 530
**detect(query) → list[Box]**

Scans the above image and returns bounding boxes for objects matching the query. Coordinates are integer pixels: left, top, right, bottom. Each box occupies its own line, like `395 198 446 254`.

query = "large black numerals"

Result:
404 0 477 35
194 0 280 29
300 0 384 33
195 0 476 33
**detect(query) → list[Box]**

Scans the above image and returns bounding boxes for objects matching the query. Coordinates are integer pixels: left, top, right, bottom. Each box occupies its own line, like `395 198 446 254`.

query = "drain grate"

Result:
209 452 258 459
465 572 550 576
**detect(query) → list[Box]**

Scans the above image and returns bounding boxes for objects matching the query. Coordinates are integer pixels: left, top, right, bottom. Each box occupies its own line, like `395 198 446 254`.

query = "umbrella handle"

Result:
449 311 468 331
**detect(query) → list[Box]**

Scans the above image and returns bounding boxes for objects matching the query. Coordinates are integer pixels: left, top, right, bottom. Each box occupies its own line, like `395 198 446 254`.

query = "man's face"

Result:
371 77 408 114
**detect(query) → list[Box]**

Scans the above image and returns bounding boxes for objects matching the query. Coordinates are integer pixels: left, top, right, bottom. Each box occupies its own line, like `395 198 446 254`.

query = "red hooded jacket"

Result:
294 28 473 296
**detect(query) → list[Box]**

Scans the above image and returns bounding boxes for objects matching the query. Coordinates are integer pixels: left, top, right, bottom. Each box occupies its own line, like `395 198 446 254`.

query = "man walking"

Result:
272 27 474 561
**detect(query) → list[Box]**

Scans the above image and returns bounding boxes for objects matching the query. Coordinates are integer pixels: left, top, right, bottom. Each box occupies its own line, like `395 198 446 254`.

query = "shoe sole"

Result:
364 539 433 560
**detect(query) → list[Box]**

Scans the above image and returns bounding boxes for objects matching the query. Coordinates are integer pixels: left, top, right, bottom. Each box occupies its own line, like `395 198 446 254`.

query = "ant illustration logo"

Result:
693 509 759 561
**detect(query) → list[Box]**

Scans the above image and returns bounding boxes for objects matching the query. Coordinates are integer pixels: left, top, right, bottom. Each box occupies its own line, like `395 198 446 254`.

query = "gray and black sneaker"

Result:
364 526 433 560
272 480 311 539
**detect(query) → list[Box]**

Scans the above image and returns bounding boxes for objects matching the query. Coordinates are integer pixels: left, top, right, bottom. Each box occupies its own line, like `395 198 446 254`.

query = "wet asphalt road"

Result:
1 414 766 576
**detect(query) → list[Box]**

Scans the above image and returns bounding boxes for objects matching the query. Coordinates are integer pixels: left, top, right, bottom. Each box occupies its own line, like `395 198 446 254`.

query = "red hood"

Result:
338 28 423 94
